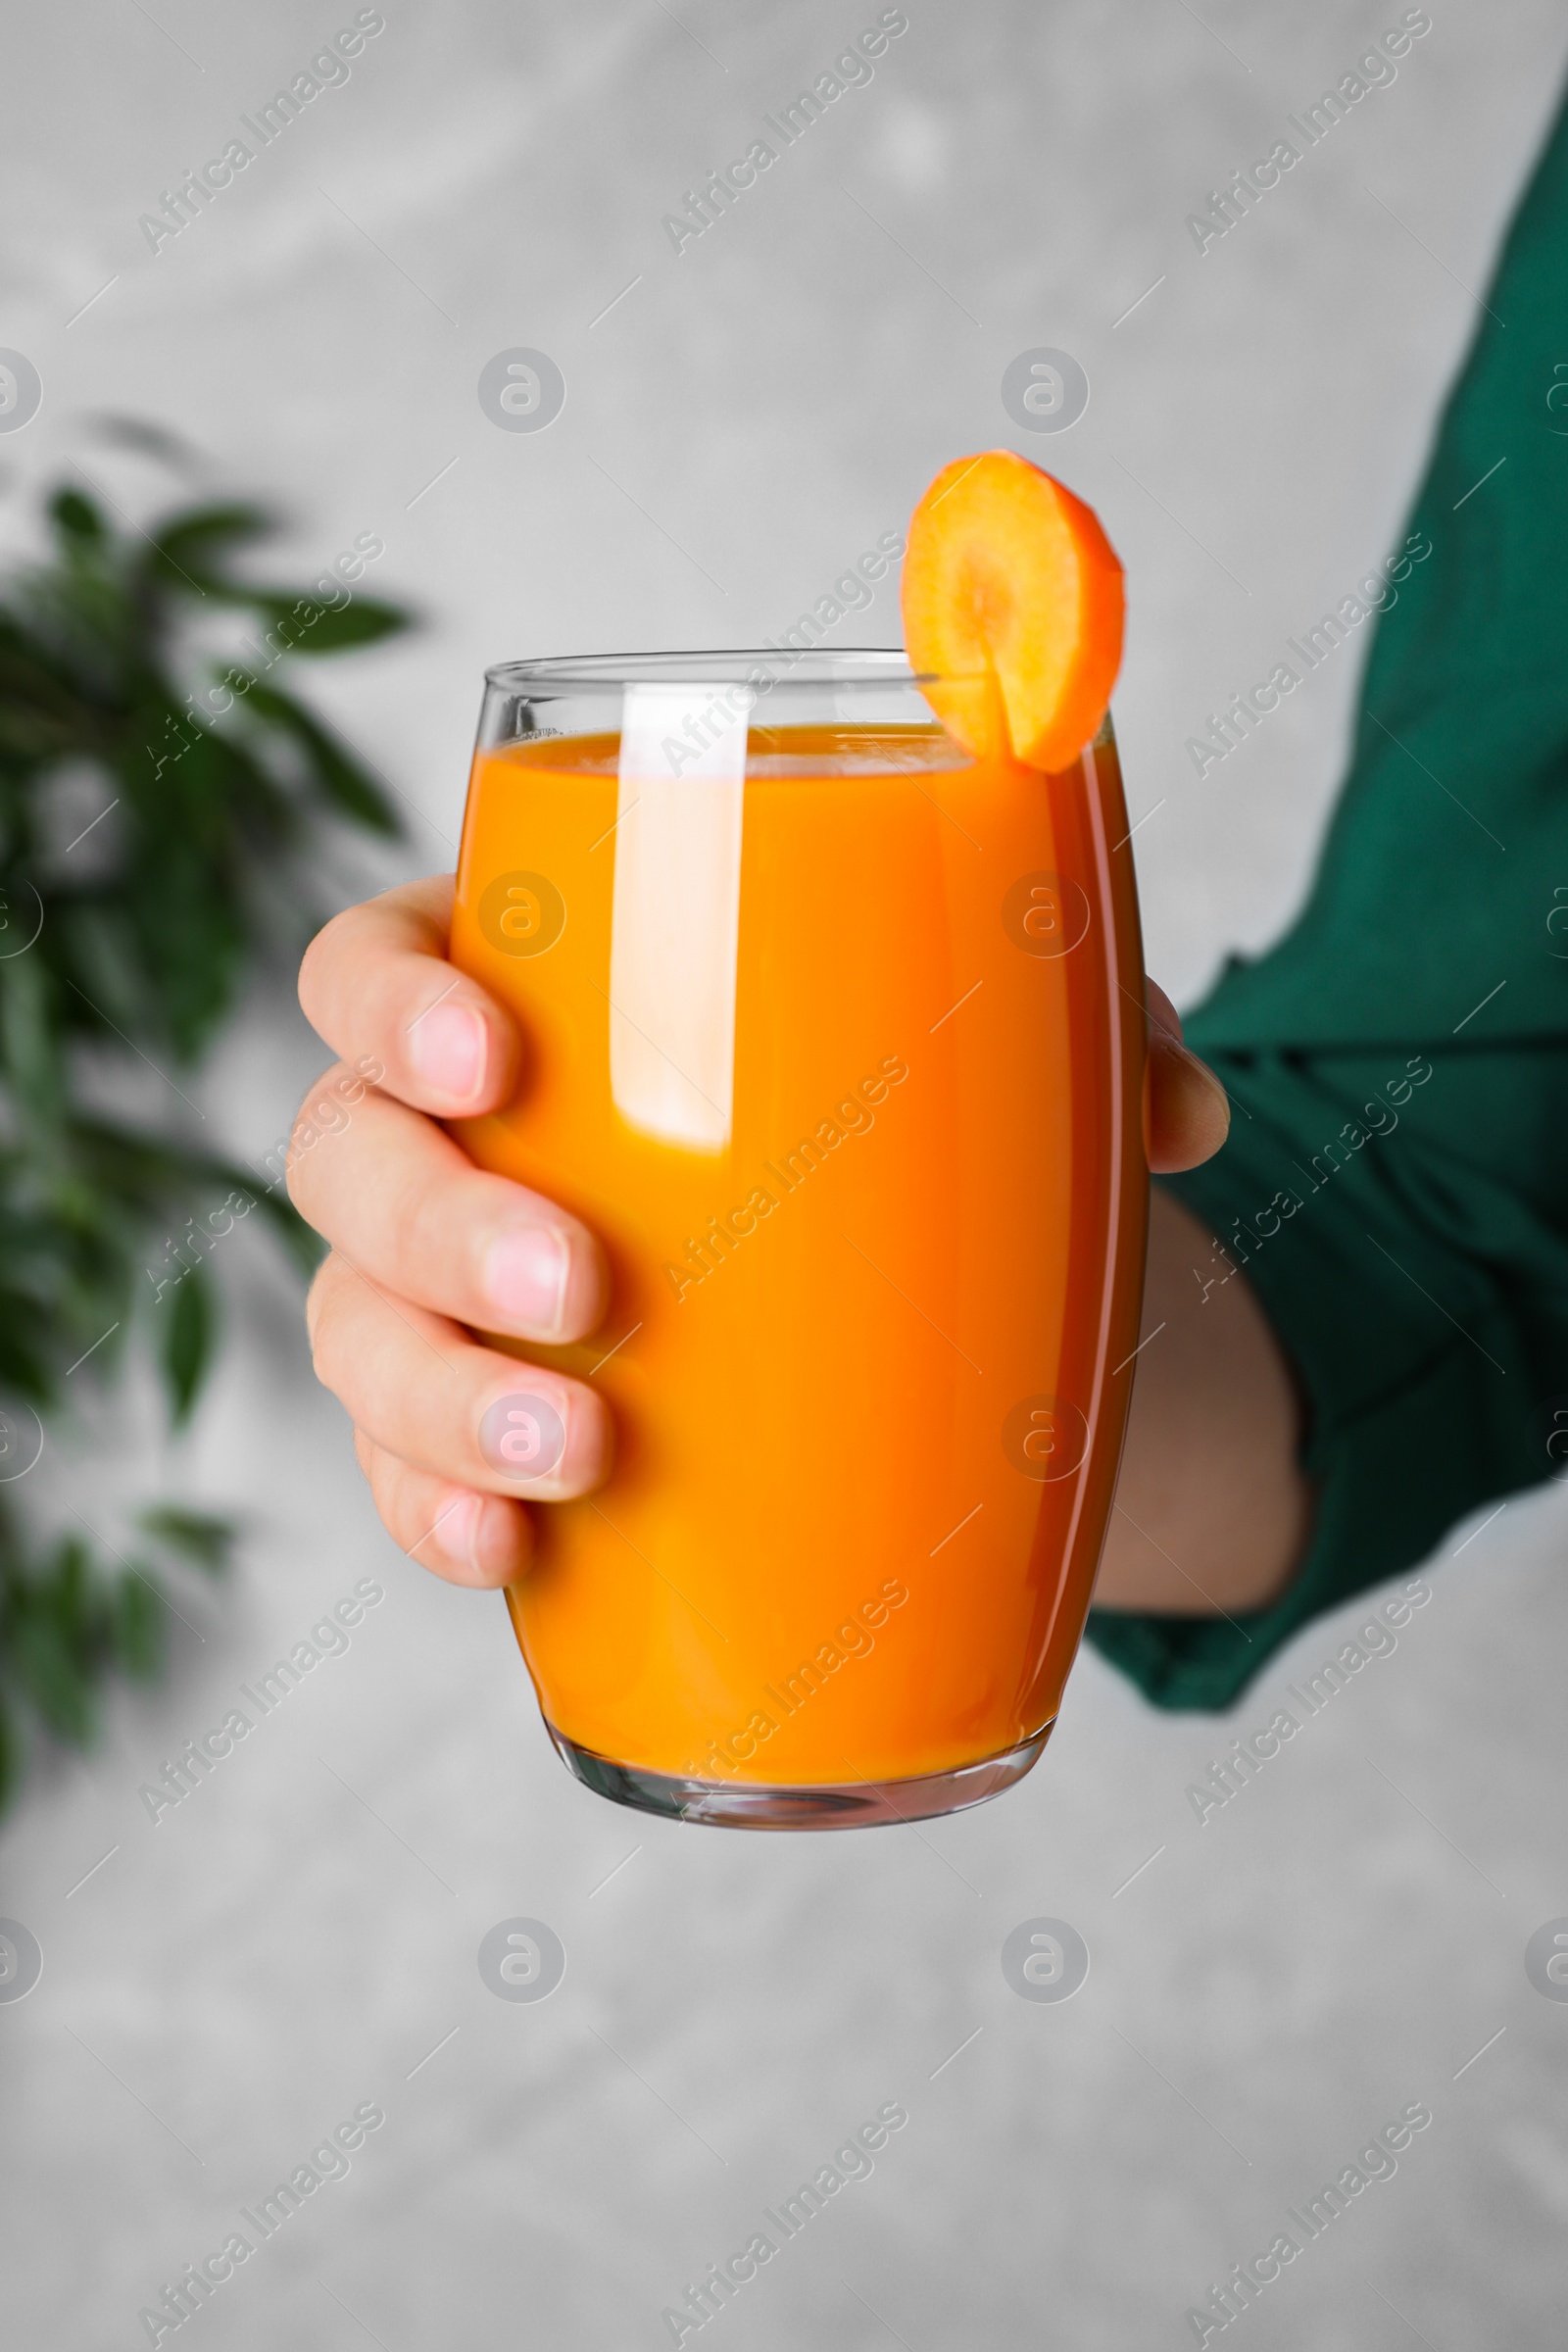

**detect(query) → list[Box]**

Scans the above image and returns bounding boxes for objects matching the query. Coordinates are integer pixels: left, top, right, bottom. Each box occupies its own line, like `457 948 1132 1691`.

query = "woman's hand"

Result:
293 874 1236 1593
1143 976 1231 1173
1102 984 1314 1618
292 875 612 1591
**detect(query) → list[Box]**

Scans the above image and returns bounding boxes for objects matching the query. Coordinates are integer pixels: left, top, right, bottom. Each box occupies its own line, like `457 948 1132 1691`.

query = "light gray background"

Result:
3 2 1568 2345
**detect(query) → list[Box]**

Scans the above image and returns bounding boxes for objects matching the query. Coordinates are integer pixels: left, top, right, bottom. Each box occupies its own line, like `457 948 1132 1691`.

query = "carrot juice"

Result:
449 655 1147 1827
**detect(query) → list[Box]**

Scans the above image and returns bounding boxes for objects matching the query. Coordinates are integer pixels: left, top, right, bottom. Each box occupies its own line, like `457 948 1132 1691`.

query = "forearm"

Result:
1094 1187 1314 1616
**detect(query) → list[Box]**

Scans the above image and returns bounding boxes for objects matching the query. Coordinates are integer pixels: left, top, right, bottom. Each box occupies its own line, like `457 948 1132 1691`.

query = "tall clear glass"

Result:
449 651 1148 1827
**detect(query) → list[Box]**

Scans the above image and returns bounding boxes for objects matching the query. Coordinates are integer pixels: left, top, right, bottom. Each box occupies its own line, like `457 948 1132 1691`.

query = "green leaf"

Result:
163 1263 215 1424
44 1535 96 1647
0 950 68 1129
10 1606 95 1743
50 489 106 545
113 1566 166 1677
137 1504 234 1576
141 501 272 594
168 581 407 661
0 464 418 1810
240 1181 324 1276
238 679 400 835
247 593 408 655
0 1696 20 1814
88 416 195 467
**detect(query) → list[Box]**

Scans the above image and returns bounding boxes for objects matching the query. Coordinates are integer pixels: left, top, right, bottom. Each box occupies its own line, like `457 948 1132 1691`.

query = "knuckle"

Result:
286 1059 379 1215
293 1062 354 1143
383 1158 443 1280
304 1253 350 1374
366 1451 414 1544
298 904 359 1017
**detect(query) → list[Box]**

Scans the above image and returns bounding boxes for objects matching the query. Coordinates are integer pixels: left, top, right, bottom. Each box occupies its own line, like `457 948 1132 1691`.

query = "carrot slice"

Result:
901 450 1124 772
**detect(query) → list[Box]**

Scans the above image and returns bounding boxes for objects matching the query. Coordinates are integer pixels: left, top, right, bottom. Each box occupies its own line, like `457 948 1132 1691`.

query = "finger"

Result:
299 873 520 1119
289 1066 607 1343
308 1250 612 1498
1145 978 1184 1047
352 1428 532 1590
1144 978 1230 1174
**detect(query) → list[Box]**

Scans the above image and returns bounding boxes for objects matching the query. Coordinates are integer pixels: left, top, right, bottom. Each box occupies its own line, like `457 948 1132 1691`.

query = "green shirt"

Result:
1085 91 1568 1711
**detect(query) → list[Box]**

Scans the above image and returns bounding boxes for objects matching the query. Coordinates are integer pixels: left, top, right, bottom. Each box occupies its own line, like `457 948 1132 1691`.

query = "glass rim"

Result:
482 647 987 692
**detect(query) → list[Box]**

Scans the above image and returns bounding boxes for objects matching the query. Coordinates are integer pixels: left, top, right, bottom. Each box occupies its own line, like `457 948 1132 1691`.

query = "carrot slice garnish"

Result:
901 450 1124 772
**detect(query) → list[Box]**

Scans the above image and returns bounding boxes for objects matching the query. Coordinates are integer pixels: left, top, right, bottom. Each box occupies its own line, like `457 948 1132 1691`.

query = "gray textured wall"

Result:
4 2 1568 2345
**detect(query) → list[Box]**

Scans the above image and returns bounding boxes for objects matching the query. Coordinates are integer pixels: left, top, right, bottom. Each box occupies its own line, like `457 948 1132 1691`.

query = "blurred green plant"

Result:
0 475 408 1807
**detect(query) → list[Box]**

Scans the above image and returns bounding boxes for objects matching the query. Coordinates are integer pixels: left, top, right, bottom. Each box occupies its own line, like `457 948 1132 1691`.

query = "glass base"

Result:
545 1721 1055 1830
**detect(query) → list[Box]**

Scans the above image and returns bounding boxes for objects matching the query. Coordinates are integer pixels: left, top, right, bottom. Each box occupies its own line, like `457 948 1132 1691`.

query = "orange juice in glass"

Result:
449 651 1147 1827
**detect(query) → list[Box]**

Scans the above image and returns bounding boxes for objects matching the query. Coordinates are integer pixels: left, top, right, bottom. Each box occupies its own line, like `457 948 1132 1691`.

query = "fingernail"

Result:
431 1490 482 1566
430 1491 524 1580
410 1002 485 1102
484 1227 570 1336
478 1390 569 1480
1179 1045 1231 1128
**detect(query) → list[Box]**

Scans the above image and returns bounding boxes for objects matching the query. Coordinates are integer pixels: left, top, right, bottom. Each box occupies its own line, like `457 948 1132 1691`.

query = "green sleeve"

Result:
1085 85 1568 1710
1085 1046 1568 1710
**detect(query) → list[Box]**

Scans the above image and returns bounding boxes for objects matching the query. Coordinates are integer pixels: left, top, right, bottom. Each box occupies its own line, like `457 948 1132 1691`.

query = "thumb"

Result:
1143 978 1230 1173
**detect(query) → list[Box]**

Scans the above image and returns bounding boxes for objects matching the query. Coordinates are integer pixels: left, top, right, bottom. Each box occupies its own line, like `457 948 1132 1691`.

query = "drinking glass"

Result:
449 650 1147 1827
